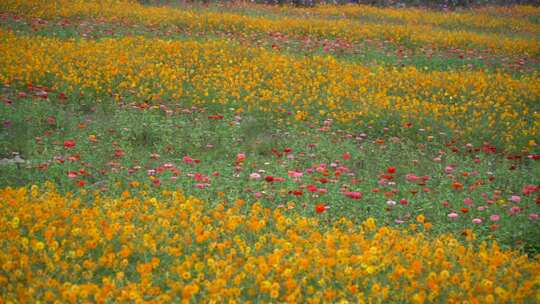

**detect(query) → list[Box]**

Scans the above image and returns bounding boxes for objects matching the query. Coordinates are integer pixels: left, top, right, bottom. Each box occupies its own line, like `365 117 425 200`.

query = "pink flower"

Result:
183 156 194 163
529 213 539 220
463 197 473 206
288 171 303 178
254 192 263 198
194 173 206 182
509 206 521 215
444 166 454 174
236 153 246 162
510 195 521 203
249 173 261 180
406 173 420 182
194 183 207 189
490 214 500 222
67 171 78 178
472 218 482 224
448 212 459 219
163 163 174 169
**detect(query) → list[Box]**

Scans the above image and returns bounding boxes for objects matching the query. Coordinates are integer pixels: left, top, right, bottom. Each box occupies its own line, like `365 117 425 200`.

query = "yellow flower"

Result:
363 217 376 231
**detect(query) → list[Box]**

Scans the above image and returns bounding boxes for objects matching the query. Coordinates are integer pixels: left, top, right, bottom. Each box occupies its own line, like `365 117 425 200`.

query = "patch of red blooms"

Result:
290 189 303 196
481 144 497 154
315 204 327 214
306 184 318 192
63 140 76 149
521 185 540 195
318 178 328 184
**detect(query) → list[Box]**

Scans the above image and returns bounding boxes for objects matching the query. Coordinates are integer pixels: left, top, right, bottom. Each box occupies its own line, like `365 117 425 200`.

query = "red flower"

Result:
208 114 224 119
114 149 124 158
342 152 351 160
315 204 327 214
265 176 274 182
307 184 318 192
291 190 303 196
63 140 76 149
283 147 292 153
461 208 469 213
399 199 408 205
344 191 362 200
528 154 540 160
387 167 396 174
76 180 86 187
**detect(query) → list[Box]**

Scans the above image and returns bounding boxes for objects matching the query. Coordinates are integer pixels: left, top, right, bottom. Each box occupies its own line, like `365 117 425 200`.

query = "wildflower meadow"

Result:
0 0 539 302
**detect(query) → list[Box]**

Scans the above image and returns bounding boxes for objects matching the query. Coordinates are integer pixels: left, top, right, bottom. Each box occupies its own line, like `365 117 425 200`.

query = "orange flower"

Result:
452 182 464 190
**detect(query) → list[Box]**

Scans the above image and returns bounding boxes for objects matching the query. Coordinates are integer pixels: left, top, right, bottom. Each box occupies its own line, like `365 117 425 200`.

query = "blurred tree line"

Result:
140 0 540 8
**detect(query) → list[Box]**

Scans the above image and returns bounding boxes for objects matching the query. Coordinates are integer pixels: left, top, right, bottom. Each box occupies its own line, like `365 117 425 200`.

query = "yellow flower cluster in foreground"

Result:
1 30 539 150
1 0 539 55
1 185 539 302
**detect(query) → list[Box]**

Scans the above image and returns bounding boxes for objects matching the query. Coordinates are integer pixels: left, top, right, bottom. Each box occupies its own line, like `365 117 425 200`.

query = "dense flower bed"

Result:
1 186 539 302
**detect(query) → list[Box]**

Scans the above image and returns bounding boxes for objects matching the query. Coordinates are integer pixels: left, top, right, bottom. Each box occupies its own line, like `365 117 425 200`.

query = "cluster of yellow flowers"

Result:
285 4 540 35
1 30 538 149
1 0 539 55
1 185 539 303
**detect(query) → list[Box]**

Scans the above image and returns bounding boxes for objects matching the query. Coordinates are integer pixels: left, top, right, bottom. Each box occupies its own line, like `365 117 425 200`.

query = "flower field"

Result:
0 0 539 302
